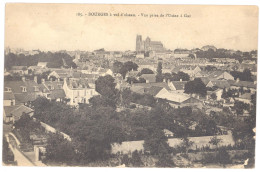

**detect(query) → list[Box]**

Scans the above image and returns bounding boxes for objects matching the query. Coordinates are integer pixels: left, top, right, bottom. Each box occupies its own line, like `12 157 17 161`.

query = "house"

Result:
4 91 15 106
37 62 48 68
138 62 156 71
207 89 223 101
144 86 169 97
206 80 230 89
4 77 43 105
48 69 71 80
155 91 202 108
10 66 28 75
63 78 99 106
39 79 66 101
140 74 156 83
125 70 139 78
235 93 253 105
207 71 234 80
136 53 145 58
4 105 34 123
181 66 201 77
28 66 49 75
163 129 174 137
98 68 114 76
171 65 201 78
228 80 256 94
168 81 187 92
130 82 171 94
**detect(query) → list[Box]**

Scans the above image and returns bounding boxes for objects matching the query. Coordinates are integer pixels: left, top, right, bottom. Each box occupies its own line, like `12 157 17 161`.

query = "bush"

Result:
216 148 232 165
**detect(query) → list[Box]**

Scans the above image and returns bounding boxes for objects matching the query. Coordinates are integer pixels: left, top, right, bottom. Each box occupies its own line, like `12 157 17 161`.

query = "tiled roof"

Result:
44 81 64 90
14 93 39 104
140 74 156 83
155 92 190 103
239 93 253 100
200 77 211 85
209 80 230 89
4 80 39 94
49 90 66 99
144 86 164 96
207 70 232 79
131 82 171 90
228 80 256 89
11 66 27 70
4 91 15 100
4 106 20 117
66 78 90 89
4 105 34 119
171 81 187 90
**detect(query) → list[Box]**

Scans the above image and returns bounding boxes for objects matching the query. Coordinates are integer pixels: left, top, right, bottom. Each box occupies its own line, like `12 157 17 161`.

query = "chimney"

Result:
22 76 26 82
163 78 166 83
236 77 240 83
180 78 182 82
57 78 60 82
41 78 45 84
34 76 38 83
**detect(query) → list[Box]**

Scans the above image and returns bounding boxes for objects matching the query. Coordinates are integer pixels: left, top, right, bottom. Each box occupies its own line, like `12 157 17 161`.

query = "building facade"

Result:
136 35 165 53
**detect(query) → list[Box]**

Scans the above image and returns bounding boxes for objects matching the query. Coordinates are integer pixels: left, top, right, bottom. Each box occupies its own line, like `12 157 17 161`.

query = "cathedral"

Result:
136 35 165 53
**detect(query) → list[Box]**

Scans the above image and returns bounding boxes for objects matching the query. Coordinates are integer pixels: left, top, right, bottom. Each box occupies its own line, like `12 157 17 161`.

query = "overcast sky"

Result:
5 4 258 52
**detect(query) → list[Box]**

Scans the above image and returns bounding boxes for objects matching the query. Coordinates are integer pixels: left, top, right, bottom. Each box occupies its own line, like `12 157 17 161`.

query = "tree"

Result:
216 147 231 167
144 129 168 154
112 61 124 74
131 150 143 167
156 62 162 75
210 93 217 100
138 68 154 76
234 101 250 116
95 75 118 99
156 143 175 167
112 61 138 79
31 97 51 115
230 69 253 81
44 133 76 165
156 62 163 82
3 136 14 164
123 61 138 71
172 72 190 81
89 95 116 109
121 88 132 107
209 136 222 149
181 137 194 154
221 88 228 99
184 78 206 97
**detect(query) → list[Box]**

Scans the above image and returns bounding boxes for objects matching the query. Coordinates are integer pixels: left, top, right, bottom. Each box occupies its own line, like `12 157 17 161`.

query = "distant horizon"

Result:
4 44 258 53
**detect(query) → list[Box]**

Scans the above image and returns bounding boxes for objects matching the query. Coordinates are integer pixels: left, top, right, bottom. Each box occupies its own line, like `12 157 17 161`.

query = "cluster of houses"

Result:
4 45 257 125
3 65 115 123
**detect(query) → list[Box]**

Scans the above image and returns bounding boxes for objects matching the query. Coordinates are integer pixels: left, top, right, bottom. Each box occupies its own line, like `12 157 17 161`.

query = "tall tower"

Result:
136 35 142 52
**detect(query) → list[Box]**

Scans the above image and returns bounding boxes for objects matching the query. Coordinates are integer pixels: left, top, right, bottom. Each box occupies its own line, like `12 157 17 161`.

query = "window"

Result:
21 86 27 92
48 85 54 90
4 87 11 92
34 86 39 92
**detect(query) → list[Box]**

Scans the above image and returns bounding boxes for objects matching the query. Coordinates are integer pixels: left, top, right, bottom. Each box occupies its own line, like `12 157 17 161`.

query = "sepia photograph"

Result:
1 2 259 169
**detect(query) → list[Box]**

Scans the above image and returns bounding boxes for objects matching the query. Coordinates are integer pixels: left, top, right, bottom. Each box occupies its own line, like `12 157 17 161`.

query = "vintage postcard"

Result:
2 3 258 168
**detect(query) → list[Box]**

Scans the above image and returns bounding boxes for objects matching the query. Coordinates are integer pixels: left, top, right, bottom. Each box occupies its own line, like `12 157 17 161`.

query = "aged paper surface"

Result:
3 4 258 168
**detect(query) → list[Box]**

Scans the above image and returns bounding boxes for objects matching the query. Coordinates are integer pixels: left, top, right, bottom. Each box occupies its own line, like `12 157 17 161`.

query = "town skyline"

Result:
5 4 258 52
